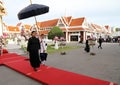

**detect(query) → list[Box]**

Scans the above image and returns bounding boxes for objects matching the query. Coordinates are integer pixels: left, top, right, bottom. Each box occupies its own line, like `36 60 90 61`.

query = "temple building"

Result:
2 16 112 43
31 16 111 43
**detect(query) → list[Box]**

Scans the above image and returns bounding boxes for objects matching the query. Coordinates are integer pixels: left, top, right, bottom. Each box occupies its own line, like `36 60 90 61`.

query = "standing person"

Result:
39 34 48 65
84 38 90 53
98 36 103 49
27 31 40 71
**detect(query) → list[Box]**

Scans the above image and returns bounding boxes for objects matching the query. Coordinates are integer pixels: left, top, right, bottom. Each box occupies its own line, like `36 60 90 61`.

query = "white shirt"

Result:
39 38 47 53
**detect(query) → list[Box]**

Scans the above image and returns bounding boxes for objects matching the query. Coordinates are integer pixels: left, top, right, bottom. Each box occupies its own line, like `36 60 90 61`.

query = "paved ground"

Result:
0 66 42 85
45 43 120 85
0 43 120 85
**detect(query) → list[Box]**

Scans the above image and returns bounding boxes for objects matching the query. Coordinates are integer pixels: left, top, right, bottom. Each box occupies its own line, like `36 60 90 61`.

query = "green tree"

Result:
48 26 64 39
116 28 120 32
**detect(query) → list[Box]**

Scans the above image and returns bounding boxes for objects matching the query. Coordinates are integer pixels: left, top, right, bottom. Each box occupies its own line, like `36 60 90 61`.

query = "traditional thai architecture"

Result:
2 22 32 38
30 17 86 42
16 22 32 32
3 16 111 42
104 25 111 34
31 16 111 43
7 26 20 34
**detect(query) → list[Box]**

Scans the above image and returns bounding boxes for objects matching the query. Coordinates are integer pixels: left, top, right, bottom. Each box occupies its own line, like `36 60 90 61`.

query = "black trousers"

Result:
98 43 102 49
40 53 48 61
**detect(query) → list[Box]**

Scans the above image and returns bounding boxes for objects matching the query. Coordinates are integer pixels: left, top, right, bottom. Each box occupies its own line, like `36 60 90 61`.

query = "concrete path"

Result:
0 66 42 85
0 43 120 85
46 43 120 85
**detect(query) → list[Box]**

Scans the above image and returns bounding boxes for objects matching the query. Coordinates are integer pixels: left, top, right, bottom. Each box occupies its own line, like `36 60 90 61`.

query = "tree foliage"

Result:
115 28 120 32
48 26 64 39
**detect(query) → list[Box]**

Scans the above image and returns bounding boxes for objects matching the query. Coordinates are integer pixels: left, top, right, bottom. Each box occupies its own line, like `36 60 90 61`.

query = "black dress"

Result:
84 40 90 52
98 38 103 49
27 37 40 68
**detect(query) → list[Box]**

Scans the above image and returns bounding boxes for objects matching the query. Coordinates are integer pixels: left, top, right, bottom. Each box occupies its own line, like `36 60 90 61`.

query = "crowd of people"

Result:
84 35 120 53
84 36 103 53
102 36 120 43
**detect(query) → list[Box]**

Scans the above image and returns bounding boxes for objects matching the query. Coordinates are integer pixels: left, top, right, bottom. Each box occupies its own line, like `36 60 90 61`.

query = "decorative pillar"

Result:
0 16 3 36
65 26 69 43
78 32 81 42
83 31 86 43
69 32 71 42
66 31 68 42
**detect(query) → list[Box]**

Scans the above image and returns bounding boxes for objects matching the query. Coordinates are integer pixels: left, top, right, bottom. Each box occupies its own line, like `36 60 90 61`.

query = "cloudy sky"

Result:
2 0 120 27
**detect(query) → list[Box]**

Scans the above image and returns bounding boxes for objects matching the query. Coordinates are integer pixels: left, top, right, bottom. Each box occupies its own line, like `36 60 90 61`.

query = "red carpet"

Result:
2 49 9 54
0 53 118 85
0 53 27 65
0 53 19 65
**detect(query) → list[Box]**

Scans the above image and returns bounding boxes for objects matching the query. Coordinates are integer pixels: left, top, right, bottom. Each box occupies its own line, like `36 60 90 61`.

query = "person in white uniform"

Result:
39 34 48 65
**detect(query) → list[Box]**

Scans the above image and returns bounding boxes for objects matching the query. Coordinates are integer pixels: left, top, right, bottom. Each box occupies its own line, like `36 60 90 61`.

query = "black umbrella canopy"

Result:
18 4 49 20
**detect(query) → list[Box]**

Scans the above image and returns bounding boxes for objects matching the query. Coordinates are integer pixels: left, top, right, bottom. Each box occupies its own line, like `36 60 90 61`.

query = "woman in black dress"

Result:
84 38 90 53
27 31 40 71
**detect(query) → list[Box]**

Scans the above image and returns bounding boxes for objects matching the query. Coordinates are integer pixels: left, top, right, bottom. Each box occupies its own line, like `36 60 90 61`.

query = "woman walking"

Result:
27 31 40 71
84 38 90 53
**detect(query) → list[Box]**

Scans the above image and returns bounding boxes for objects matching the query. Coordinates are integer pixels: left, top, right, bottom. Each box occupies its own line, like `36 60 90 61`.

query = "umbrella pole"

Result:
34 16 39 34
29 0 39 35
30 0 32 4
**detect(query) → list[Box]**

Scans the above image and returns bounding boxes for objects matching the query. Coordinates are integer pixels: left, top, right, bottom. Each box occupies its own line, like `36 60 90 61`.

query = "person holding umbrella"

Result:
27 31 41 71
18 0 49 71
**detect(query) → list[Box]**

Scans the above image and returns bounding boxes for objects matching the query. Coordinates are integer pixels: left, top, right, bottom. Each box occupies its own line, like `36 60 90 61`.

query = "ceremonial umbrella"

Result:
18 4 49 20
17 2 49 33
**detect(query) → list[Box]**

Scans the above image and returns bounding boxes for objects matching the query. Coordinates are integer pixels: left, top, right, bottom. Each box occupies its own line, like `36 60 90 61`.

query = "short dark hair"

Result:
31 31 36 35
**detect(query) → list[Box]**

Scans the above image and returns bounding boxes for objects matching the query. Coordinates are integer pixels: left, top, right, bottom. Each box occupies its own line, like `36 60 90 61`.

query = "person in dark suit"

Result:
98 36 103 49
84 38 90 53
27 31 40 71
